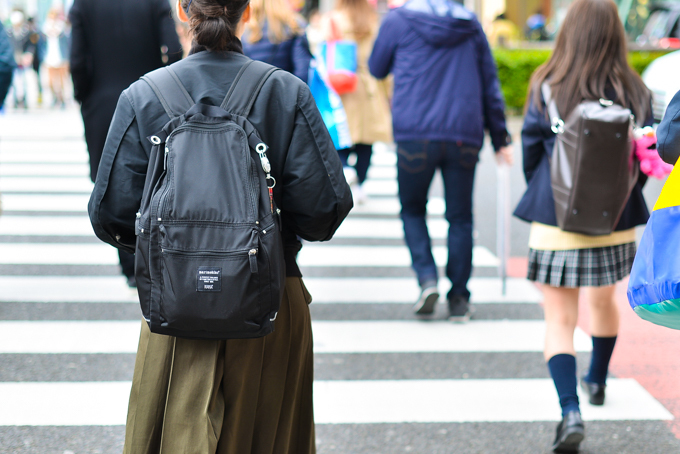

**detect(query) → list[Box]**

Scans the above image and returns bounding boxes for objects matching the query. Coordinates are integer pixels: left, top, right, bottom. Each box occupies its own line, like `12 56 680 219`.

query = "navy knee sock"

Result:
548 354 580 416
585 335 617 385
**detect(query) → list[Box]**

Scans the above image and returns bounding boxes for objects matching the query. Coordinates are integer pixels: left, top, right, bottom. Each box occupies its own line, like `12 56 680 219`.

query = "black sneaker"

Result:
448 295 471 322
552 410 584 453
413 281 439 316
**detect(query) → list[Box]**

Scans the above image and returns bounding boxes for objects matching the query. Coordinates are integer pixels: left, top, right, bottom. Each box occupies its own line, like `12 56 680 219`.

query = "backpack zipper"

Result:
161 247 259 274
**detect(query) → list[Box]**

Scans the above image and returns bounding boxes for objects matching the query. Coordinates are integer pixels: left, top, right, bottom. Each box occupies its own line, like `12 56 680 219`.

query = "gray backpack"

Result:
134 61 286 340
542 83 639 236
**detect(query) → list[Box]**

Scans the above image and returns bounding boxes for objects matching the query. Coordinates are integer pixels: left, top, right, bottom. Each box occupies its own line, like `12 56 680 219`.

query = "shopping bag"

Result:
627 157 680 329
317 19 357 95
308 59 353 150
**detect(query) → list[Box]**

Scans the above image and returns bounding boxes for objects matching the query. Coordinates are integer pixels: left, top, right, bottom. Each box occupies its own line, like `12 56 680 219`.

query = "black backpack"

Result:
134 61 286 340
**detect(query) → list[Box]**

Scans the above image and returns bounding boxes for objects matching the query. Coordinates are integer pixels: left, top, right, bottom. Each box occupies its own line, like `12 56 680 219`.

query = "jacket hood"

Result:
398 0 477 47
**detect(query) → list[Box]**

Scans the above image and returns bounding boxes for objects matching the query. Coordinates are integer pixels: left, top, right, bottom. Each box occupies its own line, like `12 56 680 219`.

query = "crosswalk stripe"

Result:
298 245 500 267
0 378 671 426
0 194 90 212
0 276 538 304
0 177 94 193
0 164 91 177
350 197 446 216
0 243 499 267
0 320 592 354
0 152 88 163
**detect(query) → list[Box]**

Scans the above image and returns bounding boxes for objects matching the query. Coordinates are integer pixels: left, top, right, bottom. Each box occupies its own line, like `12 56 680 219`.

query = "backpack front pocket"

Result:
158 247 264 335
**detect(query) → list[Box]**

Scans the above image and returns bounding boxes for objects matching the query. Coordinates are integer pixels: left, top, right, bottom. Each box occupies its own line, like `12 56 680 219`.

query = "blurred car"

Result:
642 50 680 122
634 1 680 48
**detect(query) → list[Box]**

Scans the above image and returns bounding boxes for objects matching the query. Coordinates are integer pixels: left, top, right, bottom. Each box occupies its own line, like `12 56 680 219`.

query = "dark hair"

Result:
181 0 250 51
527 0 650 120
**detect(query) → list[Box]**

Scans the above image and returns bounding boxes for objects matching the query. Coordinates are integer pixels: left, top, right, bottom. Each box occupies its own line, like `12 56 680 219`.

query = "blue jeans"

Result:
397 141 479 300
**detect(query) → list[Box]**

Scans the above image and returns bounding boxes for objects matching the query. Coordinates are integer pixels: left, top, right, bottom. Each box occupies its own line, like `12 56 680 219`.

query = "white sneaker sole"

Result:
414 288 439 315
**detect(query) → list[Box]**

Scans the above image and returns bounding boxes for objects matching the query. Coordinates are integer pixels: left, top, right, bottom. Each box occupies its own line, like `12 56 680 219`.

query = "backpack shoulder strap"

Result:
142 67 195 119
542 82 564 134
220 60 278 117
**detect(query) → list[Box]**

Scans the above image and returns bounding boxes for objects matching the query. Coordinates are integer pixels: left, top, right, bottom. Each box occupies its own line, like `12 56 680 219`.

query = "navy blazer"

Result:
242 22 312 84
513 89 651 230
657 89 680 165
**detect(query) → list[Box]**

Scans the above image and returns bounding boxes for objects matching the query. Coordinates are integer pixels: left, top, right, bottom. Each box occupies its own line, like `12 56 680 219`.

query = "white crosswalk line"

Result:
0 244 118 265
0 194 90 212
0 320 592 354
0 379 671 426
0 151 88 163
0 276 540 304
299 244 500 267
0 164 91 176
349 197 446 216
0 216 94 236
0 177 94 193
334 217 449 239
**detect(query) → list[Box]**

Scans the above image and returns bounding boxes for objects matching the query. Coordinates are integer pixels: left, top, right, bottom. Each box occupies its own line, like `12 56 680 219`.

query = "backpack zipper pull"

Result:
164 146 170 170
256 143 276 213
249 248 258 273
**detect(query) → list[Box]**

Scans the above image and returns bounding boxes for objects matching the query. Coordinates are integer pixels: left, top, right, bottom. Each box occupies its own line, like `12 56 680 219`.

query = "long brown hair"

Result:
528 0 650 120
334 0 377 41
245 0 303 44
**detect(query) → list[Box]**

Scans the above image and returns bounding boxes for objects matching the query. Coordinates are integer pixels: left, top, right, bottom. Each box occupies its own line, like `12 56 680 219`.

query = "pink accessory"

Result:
634 127 673 179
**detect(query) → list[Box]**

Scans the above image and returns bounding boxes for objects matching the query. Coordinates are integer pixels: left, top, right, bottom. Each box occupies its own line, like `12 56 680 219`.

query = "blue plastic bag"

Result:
308 59 353 151
317 40 358 95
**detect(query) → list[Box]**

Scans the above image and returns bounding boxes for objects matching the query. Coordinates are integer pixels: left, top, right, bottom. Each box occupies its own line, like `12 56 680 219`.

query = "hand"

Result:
495 145 514 166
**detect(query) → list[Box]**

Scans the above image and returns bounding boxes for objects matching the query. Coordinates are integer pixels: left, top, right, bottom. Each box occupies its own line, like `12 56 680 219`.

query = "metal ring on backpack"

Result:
256 143 267 153
551 118 565 134
267 175 276 189
150 136 162 145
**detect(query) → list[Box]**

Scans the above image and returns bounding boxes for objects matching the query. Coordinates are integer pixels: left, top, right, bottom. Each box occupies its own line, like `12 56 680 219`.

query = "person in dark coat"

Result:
657 90 680 165
513 0 652 450
88 0 351 451
368 0 513 321
0 22 16 108
241 0 312 82
69 0 182 286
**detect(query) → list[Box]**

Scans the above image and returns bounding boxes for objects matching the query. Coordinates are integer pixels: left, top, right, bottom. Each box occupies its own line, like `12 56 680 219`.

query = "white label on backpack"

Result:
197 267 222 292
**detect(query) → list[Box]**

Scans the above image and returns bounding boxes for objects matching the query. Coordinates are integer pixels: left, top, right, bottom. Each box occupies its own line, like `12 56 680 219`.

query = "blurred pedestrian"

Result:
88 1 351 452
70 0 182 288
241 0 312 82
43 8 70 108
8 10 30 109
657 90 680 165
25 17 45 106
487 13 520 48
0 21 16 109
514 0 652 450
322 0 392 204
369 0 513 320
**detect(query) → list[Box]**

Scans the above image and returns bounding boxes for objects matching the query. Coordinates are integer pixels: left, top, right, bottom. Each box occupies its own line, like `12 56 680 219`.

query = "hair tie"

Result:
184 0 193 14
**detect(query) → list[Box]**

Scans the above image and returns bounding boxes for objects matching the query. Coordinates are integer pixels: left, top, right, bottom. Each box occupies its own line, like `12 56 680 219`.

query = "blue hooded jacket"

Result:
368 0 509 150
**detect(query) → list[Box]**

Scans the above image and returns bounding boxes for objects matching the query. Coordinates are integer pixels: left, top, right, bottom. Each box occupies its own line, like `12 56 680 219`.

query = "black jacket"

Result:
69 0 182 182
88 50 353 277
657 90 680 165
514 89 651 230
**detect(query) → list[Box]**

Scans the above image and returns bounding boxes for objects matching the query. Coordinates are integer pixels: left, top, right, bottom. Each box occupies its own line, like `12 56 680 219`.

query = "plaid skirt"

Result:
527 242 636 288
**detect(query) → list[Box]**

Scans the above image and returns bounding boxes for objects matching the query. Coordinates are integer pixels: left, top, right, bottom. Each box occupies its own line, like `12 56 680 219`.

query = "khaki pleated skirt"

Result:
123 277 316 454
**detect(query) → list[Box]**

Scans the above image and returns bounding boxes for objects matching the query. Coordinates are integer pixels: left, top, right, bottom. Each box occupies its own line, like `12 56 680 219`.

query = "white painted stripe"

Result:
0 164 90 176
0 152 88 163
0 244 118 265
0 321 590 354
304 277 542 304
0 194 89 212
0 216 94 236
362 179 397 196
313 379 674 424
335 218 448 239
0 382 131 426
0 378 670 426
0 276 138 303
299 245 500 268
366 166 396 180
0 177 93 193
350 197 445 216
0 276 538 305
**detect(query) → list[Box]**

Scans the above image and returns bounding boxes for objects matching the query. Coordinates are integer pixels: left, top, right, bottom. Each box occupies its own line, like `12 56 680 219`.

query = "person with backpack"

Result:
513 0 652 451
368 0 513 321
241 0 312 82
88 0 352 452
321 0 392 204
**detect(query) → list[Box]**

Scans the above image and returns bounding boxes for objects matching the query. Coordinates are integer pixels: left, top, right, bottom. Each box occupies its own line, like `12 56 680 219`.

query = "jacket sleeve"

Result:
657 90 680 165
155 0 183 65
521 93 549 183
88 92 149 253
291 33 312 83
68 0 91 103
475 22 509 151
368 12 398 80
280 86 353 241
